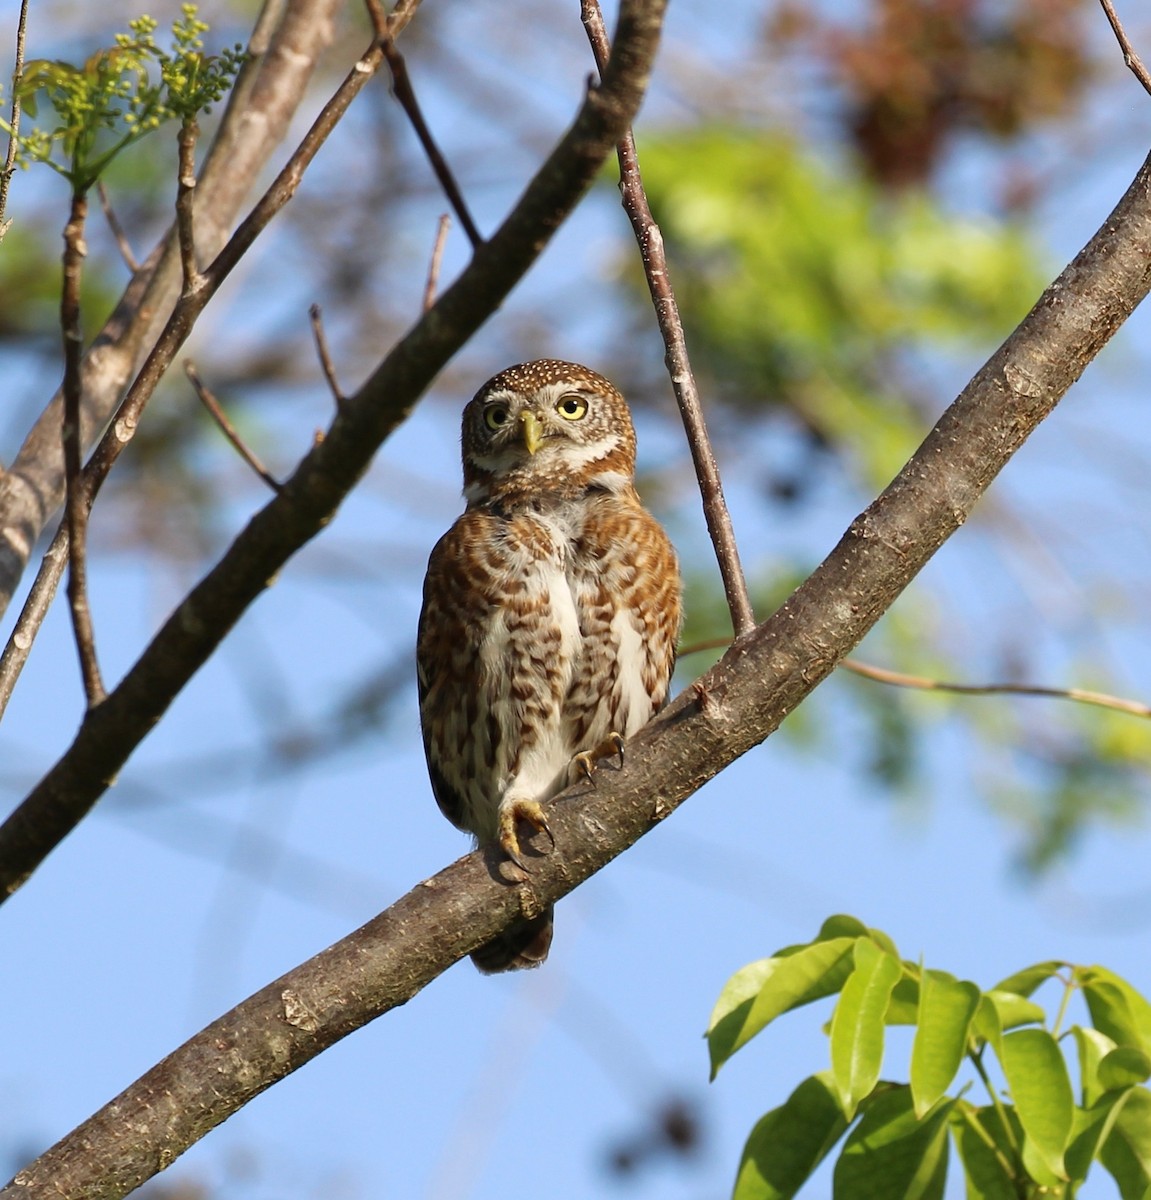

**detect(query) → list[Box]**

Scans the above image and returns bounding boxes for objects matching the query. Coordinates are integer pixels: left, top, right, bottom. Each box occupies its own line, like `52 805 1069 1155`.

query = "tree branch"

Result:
581 0 756 639
380 38 483 249
308 303 345 406
840 658 1151 719
186 362 283 493
0 0 670 901
95 181 140 271
0 0 30 242
1099 0 1151 98
59 190 105 706
422 212 451 311
6 138 1151 1196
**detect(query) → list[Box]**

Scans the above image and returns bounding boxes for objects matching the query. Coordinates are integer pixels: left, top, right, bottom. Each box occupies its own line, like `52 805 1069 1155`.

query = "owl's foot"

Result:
498 798 554 872
572 732 626 785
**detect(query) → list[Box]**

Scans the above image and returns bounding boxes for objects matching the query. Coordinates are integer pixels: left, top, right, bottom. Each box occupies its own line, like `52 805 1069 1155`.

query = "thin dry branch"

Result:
0 0 672 905
0 525 67 720
60 191 105 707
423 212 451 310
175 120 203 289
8 132 1151 1196
380 38 484 249
840 658 1151 719
1099 0 1151 97
309 303 346 406
0 0 30 240
96 182 140 271
680 638 1151 721
581 0 755 639
186 362 283 493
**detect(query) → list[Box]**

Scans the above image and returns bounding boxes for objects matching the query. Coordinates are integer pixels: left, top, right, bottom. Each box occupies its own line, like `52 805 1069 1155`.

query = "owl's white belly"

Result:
472 553 583 841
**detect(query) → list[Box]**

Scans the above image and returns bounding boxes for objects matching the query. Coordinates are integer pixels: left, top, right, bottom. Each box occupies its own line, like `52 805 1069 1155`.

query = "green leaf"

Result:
981 989 1047 1033
949 1102 1019 1200
992 961 1065 998
999 1028 1074 1184
971 995 1005 1059
708 938 856 1078
1100 1087 1151 1200
1100 1047 1151 1093
1079 966 1151 1058
833 1085 954 1200
886 976 921 1026
1074 1024 1119 1108
829 938 904 1119
1067 1092 1130 1185
910 970 981 1117
816 914 871 941
732 1073 849 1200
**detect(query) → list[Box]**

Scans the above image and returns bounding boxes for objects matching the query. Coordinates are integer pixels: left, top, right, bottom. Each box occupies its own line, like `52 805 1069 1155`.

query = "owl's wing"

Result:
566 497 683 740
416 513 496 834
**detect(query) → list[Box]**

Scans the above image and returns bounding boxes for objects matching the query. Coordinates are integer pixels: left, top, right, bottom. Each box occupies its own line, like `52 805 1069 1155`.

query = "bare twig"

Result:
423 212 451 311
840 658 1151 720
175 119 203 290
309 303 345 406
682 635 1151 721
581 0 756 640
0 524 68 718
1099 0 1151 97
96 181 140 270
186 362 283 493
379 38 484 249
0 0 30 240
60 191 106 707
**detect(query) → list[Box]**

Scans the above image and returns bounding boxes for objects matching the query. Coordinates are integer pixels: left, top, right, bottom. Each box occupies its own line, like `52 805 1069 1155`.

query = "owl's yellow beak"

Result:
519 411 544 455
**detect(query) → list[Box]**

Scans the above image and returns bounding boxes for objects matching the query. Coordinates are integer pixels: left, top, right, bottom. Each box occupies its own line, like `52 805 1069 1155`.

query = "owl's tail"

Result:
471 906 554 973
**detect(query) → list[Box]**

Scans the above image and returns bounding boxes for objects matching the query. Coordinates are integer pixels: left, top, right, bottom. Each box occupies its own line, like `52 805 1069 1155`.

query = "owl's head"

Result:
460 360 638 507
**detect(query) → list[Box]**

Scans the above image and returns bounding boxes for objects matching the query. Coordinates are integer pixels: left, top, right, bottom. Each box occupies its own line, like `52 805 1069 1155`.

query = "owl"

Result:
417 360 682 973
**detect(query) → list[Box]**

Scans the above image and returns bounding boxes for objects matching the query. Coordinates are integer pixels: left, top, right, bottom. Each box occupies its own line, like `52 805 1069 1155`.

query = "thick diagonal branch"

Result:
7 139 1151 1200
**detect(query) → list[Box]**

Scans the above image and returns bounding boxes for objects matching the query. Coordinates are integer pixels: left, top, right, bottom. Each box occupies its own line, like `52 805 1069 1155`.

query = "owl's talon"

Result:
498 798 552 871
571 732 626 786
573 751 595 785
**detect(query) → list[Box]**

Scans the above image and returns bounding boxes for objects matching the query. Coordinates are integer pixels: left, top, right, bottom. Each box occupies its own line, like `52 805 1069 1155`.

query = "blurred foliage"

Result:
771 0 1095 188
3 6 245 192
623 128 1048 487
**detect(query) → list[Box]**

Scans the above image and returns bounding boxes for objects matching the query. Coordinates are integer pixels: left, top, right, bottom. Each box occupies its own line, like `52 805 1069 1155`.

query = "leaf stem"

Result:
968 1045 1022 1164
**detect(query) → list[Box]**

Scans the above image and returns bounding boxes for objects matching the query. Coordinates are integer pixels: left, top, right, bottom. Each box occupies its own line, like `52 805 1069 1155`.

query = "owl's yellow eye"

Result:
483 404 511 430
556 394 588 421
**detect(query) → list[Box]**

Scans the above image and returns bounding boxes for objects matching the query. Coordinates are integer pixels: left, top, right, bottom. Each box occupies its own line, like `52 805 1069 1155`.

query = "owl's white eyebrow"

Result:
479 389 519 407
